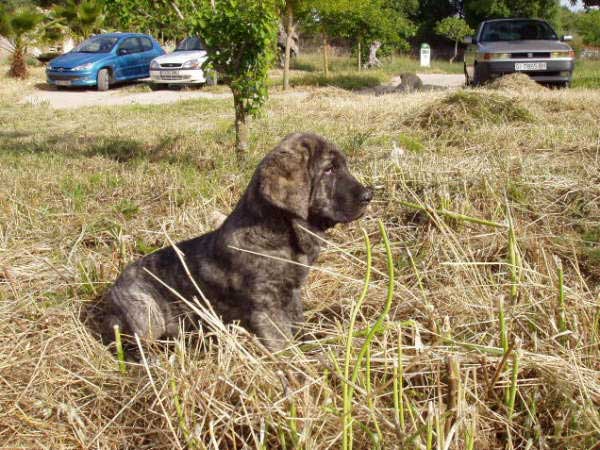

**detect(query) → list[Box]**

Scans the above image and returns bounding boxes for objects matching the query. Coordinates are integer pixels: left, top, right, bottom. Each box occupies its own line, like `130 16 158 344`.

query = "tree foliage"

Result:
411 0 461 44
435 16 473 62
310 0 415 51
103 0 184 41
435 16 473 43
462 0 561 29
576 9 600 46
53 0 105 40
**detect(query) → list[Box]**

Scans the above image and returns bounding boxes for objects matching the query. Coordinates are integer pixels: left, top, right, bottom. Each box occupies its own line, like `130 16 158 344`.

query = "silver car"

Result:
464 18 575 87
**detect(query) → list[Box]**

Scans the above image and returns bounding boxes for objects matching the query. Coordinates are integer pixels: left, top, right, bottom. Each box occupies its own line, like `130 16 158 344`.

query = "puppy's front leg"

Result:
287 288 305 339
249 308 293 352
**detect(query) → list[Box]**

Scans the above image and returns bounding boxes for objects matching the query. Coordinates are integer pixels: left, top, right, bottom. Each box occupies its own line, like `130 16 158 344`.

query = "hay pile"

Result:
409 90 534 137
488 73 548 92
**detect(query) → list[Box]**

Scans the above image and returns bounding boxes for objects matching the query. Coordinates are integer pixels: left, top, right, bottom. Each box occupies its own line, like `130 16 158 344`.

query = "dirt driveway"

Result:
22 73 465 109
22 84 232 109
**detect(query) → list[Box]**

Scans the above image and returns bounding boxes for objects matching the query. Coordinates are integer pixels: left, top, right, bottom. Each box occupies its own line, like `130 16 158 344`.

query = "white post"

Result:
420 43 431 68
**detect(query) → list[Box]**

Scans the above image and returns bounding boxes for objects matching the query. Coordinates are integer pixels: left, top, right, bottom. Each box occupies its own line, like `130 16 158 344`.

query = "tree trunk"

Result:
451 40 458 63
357 40 361 71
322 33 329 77
365 41 382 69
9 37 28 79
233 92 249 154
282 3 294 90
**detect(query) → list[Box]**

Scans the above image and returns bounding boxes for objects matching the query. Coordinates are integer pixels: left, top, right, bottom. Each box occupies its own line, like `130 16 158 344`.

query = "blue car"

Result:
46 33 164 91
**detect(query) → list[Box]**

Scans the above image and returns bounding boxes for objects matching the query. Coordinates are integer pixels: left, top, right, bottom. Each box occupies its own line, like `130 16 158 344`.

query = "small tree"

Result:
435 16 473 63
189 0 279 153
106 0 279 153
0 6 44 79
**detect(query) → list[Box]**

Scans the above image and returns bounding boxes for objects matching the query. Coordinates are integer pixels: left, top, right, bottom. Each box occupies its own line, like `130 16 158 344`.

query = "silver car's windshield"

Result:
481 20 558 42
73 36 119 53
175 37 205 51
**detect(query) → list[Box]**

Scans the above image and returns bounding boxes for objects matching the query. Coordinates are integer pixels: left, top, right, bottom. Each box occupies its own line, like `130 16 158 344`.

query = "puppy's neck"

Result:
291 219 323 263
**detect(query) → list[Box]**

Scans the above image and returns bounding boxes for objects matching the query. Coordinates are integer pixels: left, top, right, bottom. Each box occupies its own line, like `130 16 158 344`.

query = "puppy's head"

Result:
258 133 372 229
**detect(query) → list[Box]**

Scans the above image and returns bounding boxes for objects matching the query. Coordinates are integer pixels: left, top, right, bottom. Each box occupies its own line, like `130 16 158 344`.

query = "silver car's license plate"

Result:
55 80 71 86
161 70 179 78
515 62 547 71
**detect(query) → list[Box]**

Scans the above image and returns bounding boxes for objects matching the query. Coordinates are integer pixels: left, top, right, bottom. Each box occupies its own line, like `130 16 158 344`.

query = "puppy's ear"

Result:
258 135 311 220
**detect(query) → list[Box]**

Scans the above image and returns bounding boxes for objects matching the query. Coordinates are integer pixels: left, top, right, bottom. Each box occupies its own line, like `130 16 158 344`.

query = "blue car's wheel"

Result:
97 68 110 91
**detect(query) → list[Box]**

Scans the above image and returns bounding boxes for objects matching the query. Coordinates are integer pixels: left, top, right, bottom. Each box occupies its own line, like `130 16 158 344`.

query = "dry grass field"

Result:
1 64 599 449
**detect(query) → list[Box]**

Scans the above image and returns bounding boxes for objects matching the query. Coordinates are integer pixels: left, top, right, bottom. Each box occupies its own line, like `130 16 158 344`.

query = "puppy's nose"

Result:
360 187 374 204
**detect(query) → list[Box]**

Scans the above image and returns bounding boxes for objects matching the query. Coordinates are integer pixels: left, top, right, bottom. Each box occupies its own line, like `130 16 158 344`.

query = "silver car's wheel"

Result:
472 64 482 86
97 68 110 91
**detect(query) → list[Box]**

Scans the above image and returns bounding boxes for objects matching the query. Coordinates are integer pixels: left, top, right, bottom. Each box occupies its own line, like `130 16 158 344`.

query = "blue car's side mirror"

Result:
118 48 128 56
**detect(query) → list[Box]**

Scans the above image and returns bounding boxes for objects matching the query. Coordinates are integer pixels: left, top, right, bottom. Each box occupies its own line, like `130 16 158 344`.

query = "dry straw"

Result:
2 63 600 449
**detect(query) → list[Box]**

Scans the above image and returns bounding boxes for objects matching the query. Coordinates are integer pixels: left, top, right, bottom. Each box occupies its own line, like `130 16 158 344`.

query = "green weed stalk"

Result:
113 325 126 374
289 399 300 448
343 220 395 450
498 296 509 354
342 228 372 450
507 338 522 420
399 200 507 229
506 207 520 302
350 220 395 386
365 345 383 445
426 401 434 450
170 375 197 449
393 329 405 433
556 258 568 340
465 412 476 450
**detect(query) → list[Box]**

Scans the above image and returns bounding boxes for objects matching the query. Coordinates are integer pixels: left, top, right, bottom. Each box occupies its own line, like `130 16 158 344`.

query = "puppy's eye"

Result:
324 166 335 175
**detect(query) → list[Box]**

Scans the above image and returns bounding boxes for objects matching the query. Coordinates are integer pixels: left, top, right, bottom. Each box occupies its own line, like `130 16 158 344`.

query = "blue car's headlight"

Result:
72 62 94 71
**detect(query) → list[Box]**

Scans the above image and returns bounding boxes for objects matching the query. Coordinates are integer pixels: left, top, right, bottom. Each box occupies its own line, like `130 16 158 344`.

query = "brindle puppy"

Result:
102 133 373 351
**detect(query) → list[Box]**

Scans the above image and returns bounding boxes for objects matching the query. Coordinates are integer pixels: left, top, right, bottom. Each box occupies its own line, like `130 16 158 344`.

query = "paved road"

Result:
22 73 465 109
417 73 465 88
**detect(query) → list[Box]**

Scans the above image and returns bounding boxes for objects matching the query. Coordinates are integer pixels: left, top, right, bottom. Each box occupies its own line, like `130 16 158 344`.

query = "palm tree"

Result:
54 0 105 42
0 6 44 79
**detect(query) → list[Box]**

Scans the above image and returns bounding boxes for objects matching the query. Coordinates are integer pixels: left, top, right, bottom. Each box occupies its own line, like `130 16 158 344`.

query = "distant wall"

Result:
581 46 600 59
297 34 466 61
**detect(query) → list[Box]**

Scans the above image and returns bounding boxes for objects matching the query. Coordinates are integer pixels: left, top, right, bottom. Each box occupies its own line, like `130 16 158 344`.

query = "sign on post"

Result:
420 43 431 68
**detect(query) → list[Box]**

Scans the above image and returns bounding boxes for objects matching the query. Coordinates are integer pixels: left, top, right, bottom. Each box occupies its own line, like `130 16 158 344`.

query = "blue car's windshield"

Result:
73 36 119 53
481 20 558 42
175 37 205 51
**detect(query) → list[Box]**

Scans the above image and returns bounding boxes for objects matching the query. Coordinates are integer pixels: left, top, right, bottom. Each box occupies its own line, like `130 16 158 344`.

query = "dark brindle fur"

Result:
102 133 373 351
